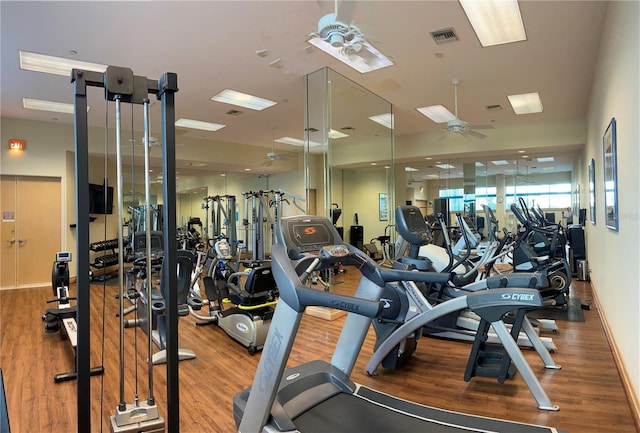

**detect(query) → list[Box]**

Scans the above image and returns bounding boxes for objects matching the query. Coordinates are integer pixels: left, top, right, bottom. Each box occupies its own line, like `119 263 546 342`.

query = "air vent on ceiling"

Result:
486 104 503 111
305 127 319 132
341 126 355 131
431 28 459 44
226 109 242 116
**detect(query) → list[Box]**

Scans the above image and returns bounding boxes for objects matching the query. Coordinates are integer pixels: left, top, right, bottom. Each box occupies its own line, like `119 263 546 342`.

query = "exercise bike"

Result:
42 252 104 382
190 238 278 355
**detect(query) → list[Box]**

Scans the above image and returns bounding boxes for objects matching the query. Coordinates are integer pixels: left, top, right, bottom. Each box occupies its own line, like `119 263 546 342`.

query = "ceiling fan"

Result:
261 131 297 167
308 0 393 73
438 79 494 140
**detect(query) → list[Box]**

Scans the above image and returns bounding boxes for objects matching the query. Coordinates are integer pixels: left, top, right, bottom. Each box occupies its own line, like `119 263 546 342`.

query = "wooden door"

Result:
0 176 61 289
1 177 17 288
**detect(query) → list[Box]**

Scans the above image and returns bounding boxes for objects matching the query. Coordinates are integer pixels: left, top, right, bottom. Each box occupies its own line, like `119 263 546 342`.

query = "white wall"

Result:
585 0 640 409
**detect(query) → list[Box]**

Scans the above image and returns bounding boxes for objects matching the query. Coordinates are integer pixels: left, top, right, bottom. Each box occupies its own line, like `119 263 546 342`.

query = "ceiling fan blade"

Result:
466 129 488 139
335 0 356 23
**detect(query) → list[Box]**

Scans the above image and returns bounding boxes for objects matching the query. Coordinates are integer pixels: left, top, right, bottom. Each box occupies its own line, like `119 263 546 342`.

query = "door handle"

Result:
9 238 16 244
18 238 26 245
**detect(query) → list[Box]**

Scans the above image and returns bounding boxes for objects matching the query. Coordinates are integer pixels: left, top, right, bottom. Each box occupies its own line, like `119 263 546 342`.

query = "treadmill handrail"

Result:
271 244 383 318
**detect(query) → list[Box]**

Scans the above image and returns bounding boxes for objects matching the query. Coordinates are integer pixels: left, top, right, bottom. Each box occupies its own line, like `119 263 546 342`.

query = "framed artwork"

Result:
603 117 618 231
588 158 596 225
379 193 389 221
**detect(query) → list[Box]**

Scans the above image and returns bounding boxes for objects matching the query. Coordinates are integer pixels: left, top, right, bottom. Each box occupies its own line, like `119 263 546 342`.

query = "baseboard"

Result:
1 282 49 291
591 282 640 431
305 306 347 321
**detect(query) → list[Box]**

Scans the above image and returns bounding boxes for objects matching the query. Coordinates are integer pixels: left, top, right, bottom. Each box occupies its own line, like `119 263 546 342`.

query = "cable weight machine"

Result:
242 189 305 262
72 66 180 433
203 194 237 255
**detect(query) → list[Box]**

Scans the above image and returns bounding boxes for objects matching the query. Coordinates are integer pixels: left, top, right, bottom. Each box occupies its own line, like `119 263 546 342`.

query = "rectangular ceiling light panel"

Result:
329 129 349 139
274 137 323 148
23 97 87 114
435 163 455 169
20 51 107 76
416 105 456 123
211 89 277 111
507 92 543 114
369 113 394 129
175 118 226 131
459 0 527 47
491 160 510 166
307 37 393 74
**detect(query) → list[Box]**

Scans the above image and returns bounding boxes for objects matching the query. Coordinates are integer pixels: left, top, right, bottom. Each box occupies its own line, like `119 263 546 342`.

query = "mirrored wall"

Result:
305 67 395 247
400 157 574 237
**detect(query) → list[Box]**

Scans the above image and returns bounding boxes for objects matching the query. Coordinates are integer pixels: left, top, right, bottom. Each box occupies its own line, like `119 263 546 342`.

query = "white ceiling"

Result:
0 1 607 180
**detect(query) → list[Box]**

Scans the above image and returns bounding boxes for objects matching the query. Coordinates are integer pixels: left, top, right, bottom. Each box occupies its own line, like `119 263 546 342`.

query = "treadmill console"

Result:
395 206 432 246
279 216 344 253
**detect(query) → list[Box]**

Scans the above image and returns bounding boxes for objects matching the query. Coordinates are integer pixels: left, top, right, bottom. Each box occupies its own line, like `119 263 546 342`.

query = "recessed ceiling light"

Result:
19 50 107 76
211 89 276 111
459 0 527 47
416 105 456 123
369 113 394 129
23 97 89 114
427 174 439 178
491 160 509 165
508 92 543 114
404 167 419 172
244 168 251 171
537 156 554 162
175 118 226 132
518 150 526 153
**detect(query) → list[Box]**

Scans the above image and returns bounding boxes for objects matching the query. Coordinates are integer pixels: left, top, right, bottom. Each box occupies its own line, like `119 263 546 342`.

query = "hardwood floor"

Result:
0 272 638 432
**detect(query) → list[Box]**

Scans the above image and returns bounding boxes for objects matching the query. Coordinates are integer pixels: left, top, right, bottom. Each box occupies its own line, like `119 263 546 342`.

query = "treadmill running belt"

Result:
293 391 562 433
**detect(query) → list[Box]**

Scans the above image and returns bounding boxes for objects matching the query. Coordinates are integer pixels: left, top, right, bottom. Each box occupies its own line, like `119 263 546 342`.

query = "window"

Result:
505 183 571 208
439 183 571 213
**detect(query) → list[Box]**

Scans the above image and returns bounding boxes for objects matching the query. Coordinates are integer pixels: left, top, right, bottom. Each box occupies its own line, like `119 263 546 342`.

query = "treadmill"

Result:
234 215 565 433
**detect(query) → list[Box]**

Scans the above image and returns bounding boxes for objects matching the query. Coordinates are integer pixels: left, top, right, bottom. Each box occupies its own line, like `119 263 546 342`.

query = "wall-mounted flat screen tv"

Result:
89 182 114 214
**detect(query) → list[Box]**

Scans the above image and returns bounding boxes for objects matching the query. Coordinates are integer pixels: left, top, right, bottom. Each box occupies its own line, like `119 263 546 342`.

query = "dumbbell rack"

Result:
89 239 120 276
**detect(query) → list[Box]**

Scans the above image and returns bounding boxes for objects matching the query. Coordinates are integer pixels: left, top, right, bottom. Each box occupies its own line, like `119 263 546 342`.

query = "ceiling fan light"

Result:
417 105 456 123
507 92 543 114
308 36 393 74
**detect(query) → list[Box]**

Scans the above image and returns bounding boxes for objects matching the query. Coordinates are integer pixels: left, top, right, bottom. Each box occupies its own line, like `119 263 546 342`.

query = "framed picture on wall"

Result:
588 158 596 225
603 117 618 231
379 193 389 221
